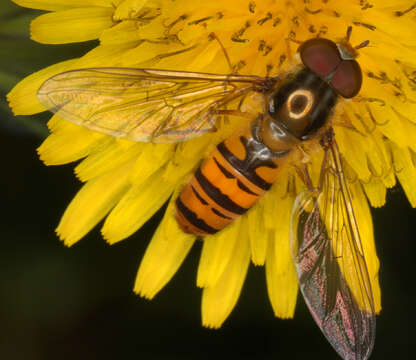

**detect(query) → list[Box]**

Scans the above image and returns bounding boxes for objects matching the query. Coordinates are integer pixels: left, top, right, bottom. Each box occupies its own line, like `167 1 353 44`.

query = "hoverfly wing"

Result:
37 68 266 143
290 138 376 360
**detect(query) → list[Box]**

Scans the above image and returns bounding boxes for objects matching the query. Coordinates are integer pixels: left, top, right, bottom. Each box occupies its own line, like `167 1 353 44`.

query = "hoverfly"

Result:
37 27 375 360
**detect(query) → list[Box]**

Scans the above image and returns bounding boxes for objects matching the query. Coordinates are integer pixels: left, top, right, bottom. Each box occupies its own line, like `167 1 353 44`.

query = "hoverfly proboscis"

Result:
37 27 376 360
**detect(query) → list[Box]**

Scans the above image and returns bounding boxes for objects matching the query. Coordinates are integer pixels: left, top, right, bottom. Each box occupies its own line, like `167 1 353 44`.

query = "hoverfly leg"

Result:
332 117 356 130
208 32 234 74
215 109 255 120
294 163 314 192
171 143 182 167
317 129 335 191
319 128 335 150
285 36 303 62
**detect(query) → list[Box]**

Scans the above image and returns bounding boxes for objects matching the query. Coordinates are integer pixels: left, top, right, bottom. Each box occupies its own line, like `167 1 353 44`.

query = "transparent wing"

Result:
290 137 376 360
37 68 267 143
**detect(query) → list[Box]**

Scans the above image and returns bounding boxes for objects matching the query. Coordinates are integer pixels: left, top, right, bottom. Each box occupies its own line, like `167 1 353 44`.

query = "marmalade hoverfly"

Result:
38 27 375 360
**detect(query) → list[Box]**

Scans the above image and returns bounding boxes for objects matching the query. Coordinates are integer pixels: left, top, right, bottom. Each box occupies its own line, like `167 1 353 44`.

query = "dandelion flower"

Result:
7 0 416 358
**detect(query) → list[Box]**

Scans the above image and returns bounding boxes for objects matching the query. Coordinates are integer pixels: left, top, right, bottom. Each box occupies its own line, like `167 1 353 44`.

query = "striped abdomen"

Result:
175 122 291 235
175 68 338 235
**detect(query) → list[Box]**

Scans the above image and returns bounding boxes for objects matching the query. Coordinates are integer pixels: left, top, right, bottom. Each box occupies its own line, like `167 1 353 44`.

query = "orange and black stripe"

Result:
175 124 290 235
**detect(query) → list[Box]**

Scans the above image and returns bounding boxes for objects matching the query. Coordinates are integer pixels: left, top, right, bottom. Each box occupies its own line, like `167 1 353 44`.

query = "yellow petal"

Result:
129 143 174 186
102 168 175 243
265 194 298 319
7 59 77 115
201 218 250 328
390 142 416 207
362 178 387 208
56 160 133 246
162 135 215 185
113 0 161 21
196 218 241 288
337 2 416 48
119 40 193 68
7 42 138 117
99 21 143 46
360 92 416 151
263 166 293 230
75 139 144 182
334 126 371 182
382 169 396 189
31 7 114 44
349 182 382 313
134 193 196 299
9 0 416 331
12 0 118 11
186 40 222 72
246 202 268 266
341 104 392 181
37 116 109 165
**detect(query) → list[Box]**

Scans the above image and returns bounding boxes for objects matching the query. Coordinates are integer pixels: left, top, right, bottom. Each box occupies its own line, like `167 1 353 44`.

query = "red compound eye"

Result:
330 59 362 98
299 38 363 98
299 38 341 77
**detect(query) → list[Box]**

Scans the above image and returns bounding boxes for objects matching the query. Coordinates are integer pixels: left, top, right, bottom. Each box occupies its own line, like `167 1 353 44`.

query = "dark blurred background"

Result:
1 1 415 359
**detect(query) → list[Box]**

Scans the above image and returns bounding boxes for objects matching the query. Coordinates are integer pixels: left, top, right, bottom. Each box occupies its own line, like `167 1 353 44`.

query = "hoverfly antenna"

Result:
345 26 353 42
338 26 369 58
345 26 370 51
355 39 370 50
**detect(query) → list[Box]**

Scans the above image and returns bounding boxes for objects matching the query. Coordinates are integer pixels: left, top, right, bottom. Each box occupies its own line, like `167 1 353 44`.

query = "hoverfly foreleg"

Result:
215 109 255 120
285 36 303 62
208 32 234 74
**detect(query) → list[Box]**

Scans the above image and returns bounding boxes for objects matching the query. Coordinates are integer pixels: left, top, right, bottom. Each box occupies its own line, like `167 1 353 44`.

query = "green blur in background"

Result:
0 1 415 359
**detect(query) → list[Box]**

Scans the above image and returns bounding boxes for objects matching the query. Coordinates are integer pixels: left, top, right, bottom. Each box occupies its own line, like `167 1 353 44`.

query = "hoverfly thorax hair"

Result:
266 69 337 143
262 36 364 152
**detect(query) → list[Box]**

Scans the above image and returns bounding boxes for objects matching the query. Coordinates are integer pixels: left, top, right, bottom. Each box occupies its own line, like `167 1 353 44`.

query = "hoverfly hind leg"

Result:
294 129 334 194
294 163 315 192
316 128 335 192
